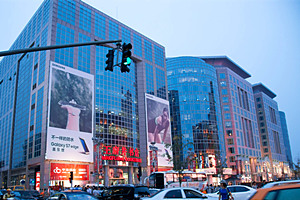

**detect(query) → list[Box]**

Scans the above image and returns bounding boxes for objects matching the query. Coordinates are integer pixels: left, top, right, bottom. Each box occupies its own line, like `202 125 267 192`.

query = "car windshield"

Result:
67 193 98 200
134 187 150 194
149 190 163 197
13 191 34 198
106 187 133 195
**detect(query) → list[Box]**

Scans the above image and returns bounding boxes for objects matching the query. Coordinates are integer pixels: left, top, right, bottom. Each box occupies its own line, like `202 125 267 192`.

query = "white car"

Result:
141 187 212 200
262 180 300 188
206 185 256 200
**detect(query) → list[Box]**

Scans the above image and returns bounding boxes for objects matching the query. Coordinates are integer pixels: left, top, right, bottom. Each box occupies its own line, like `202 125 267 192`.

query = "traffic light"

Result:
137 166 142 182
120 43 132 73
69 171 73 183
105 49 114 72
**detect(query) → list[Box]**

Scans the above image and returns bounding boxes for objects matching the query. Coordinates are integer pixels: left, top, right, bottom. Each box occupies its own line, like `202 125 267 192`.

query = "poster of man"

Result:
46 62 94 162
145 94 173 168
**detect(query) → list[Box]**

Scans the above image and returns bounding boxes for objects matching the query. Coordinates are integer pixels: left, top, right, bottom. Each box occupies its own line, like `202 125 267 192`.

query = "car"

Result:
141 187 210 200
0 190 8 200
206 185 256 200
8 186 25 191
12 191 36 200
100 184 150 200
149 188 160 196
248 183 300 200
261 180 300 189
47 191 98 200
26 190 43 200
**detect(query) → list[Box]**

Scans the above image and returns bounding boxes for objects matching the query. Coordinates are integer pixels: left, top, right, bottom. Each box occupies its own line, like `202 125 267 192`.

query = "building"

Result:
279 111 293 169
0 0 168 189
253 83 291 180
202 56 262 182
166 57 225 177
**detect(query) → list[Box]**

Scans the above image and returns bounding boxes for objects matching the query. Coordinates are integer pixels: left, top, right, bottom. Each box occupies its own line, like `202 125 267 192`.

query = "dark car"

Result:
13 191 36 200
26 190 43 200
101 185 150 200
47 191 98 200
0 190 8 200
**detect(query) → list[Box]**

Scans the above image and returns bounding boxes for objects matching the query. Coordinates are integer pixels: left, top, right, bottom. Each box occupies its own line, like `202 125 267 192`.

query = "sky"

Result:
0 0 300 162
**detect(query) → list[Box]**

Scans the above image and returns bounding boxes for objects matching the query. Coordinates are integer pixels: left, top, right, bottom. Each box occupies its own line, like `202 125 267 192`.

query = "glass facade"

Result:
0 0 167 187
166 57 225 169
279 111 293 168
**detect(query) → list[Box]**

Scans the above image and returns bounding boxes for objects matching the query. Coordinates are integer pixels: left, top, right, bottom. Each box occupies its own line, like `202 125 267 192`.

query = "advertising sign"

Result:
145 94 173 167
223 168 233 175
35 172 40 191
101 145 141 163
46 62 94 162
50 163 89 180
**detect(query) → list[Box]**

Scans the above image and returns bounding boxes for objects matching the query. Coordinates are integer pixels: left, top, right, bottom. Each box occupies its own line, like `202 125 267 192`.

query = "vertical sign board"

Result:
46 62 94 162
35 172 40 191
145 94 173 168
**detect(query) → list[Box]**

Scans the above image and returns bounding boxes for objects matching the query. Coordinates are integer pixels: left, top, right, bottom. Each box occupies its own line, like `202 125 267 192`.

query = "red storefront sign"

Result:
101 145 141 163
36 172 40 191
50 163 89 180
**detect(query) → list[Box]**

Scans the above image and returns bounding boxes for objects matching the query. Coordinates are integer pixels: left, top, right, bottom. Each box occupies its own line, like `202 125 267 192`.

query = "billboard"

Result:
145 94 173 168
46 62 94 162
50 163 89 180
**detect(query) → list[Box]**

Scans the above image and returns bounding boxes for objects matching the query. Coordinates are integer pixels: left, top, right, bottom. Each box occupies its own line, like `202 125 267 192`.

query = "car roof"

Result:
262 180 300 188
254 183 300 197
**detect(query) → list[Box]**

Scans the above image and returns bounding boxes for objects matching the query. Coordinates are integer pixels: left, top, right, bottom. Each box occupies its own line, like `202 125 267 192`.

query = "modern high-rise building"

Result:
166 57 225 176
279 111 293 169
202 56 262 182
252 83 291 180
0 0 168 188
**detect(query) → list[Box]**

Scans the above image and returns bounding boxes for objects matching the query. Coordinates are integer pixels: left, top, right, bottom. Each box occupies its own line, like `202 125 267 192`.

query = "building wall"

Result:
0 0 167 188
279 111 293 169
166 57 225 170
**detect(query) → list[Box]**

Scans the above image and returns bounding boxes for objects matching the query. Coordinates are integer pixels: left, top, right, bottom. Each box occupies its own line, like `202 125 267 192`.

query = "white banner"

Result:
46 62 94 162
145 94 173 168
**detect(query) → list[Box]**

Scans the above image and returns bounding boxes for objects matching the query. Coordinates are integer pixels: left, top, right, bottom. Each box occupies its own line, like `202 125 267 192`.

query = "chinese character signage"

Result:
101 145 141 163
50 163 89 180
145 94 173 168
46 62 94 162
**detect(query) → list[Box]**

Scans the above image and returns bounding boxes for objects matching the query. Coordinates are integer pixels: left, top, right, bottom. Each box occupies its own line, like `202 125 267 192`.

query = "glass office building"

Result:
0 0 167 188
166 57 225 171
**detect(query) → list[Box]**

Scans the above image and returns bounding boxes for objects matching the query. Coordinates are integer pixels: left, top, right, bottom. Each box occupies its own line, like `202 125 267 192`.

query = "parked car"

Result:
0 190 8 200
47 191 98 200
248 183 300 200
100 184 150 200
207 185 256 200
261 180 300 189
141 187 210 200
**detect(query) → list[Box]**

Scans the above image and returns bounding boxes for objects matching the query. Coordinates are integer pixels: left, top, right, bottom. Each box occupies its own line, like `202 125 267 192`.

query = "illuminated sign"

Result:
101 145 141 163
35 172 40 191
50 163 89 180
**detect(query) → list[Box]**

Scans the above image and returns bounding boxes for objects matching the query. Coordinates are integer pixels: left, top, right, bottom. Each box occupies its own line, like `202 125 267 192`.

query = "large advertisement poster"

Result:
46 62 94 162
145 94 173 168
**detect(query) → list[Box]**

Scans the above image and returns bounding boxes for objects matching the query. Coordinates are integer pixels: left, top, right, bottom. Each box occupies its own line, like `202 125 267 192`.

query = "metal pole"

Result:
0 39 122 57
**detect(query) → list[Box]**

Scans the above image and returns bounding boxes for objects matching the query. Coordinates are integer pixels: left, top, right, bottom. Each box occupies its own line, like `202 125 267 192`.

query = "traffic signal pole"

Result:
0 39 122 57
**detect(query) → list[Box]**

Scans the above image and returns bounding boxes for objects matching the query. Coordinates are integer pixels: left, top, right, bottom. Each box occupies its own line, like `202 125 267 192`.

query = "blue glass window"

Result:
144 40 152 62
95 13 106 39
219 73 226 79
79 5 91 32
121 27 131 44
133 33 142 57
145 63 154 95
57 0 76 25
154 45 164 67
78 33 91 73
109 20 119 40
156 68 166 99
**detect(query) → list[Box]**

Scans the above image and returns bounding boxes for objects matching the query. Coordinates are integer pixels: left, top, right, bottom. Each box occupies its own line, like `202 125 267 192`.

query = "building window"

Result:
225 121 232 128
269 106 277 124
228 147 235 154
261 128 265 133
227 138 234 145
260 122 264 127
219 73 226 79
262 134 267 140
223 105 230 111
273 131 281 154
221 89 228 95
229 156 235 162
259 116 264 121
220 81 226 87
222 97 229 103
237 87 249 111
263 141 268 146
264 148 269 153
224 113 231 120
227 130 233 136
256 97 261 102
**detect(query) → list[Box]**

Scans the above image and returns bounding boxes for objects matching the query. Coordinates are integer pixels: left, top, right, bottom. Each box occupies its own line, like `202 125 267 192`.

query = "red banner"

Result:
50 163 89 180
150 151 158 173
94 145 98 173
36 172 40 191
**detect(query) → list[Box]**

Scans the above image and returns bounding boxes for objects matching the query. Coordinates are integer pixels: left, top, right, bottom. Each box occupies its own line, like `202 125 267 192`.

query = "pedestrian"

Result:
214 185 221 192
252 181 258 189
218 180 234 200
260 180 266 188
3 189 14 199
207 184 214 193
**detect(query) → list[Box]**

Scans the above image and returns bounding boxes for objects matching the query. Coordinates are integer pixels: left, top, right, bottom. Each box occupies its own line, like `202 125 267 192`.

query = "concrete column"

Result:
104 165 109 187
128 167 133 184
